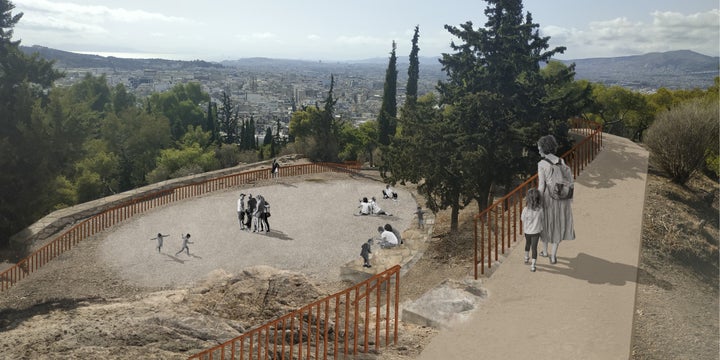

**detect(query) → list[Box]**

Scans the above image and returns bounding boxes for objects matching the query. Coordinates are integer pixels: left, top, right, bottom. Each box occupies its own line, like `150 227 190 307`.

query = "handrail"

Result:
473 119 603 279
188 265 401 360
0 162 360 292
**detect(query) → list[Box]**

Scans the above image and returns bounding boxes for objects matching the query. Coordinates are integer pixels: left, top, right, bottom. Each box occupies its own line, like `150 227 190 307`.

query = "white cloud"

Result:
17 0 189 25
307 34 321 41
20 14 107 34
542 9 719 58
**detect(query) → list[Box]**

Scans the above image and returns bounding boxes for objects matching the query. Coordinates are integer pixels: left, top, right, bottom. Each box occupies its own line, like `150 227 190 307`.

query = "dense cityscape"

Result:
49 54 447 137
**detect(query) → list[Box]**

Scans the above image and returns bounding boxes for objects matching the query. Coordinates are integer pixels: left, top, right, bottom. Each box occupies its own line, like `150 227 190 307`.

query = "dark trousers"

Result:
524 233 540 259
244 210 253 228
261 214 269 231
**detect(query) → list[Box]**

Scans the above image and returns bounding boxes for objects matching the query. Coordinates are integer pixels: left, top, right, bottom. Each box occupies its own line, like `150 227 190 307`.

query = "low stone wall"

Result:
9 157 299 249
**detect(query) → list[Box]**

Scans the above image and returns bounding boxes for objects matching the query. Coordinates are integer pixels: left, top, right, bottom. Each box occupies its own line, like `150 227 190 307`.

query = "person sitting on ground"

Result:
358 197 372 215
383 184 398 200
370 197 392 216
377 226 399 248
384 223 403 245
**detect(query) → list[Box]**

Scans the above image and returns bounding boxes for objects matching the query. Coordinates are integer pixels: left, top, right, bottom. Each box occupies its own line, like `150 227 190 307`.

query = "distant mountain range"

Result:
560 50 718 90
19 46 719 91
20 45 223 70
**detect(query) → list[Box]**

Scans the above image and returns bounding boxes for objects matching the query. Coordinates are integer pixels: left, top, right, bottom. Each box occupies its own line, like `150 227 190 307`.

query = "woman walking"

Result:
537 135 575 264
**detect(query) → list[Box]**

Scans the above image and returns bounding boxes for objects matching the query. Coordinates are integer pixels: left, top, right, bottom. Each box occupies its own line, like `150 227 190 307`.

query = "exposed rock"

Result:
401 278 487 329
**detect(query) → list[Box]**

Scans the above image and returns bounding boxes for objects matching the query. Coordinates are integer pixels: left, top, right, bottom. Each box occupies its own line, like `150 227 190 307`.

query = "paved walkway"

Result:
417 133 649 360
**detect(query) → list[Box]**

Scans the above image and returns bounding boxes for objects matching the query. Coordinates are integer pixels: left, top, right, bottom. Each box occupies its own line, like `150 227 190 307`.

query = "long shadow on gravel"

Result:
0 296 105 332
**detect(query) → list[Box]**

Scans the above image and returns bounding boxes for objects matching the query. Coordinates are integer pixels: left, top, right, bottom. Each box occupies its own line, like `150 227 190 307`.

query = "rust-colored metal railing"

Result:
188 265 401 360
0 162 360 292
473 120 603 279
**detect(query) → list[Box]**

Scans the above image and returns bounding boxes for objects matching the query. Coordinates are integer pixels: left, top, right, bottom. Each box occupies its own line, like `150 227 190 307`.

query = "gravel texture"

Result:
99 172 418 288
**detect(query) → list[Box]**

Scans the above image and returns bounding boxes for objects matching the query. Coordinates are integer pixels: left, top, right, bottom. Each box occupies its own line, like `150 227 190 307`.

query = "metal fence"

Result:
473 121 603 279
0 162 360 292
188 265 401 360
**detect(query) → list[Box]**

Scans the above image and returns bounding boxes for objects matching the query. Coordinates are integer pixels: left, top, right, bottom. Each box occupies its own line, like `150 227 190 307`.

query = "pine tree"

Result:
385 0 582 231
438 0 570 214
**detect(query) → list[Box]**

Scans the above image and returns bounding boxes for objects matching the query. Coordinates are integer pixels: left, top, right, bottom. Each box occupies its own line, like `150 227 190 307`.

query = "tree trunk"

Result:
450 203 459 231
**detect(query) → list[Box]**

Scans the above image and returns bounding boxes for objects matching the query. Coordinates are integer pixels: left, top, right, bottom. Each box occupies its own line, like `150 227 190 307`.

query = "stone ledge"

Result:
339 215 434 284
9 157 307 249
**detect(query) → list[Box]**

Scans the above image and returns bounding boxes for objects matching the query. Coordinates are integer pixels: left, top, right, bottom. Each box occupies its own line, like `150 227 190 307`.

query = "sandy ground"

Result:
99 172 419 288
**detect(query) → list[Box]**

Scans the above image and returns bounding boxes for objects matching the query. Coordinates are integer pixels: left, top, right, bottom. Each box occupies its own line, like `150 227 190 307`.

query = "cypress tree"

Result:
377 41 398 146
406 26 420 104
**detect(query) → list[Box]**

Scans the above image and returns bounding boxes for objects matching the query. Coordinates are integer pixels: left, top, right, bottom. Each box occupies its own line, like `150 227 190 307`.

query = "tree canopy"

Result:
384 0 585 230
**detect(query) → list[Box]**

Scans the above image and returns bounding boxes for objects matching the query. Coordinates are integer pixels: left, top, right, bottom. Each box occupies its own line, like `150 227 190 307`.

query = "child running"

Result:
521 188 544 272
175 233 193 256
150 233 169 253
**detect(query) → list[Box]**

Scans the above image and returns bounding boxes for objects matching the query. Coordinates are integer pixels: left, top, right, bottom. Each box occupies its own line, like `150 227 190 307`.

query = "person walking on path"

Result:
414 206 426 229
360 238 373 268
271 159 280 179
537 135 575 264
237 193 247 230
521 188 544 272
175 233 193 256
150 233 169 253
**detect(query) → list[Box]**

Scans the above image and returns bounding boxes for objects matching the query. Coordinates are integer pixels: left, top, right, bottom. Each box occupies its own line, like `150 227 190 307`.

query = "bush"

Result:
644 100 719 184
215 143 241 168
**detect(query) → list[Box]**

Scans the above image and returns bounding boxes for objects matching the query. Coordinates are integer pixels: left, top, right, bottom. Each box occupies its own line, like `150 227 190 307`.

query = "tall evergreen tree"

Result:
263 127 273 145
205 101 219 145
0 0 63 244
385 0 581 230
438 0 570 215
218 91 239 145
406 25 420 104
377 41 398 146
288 76 342 162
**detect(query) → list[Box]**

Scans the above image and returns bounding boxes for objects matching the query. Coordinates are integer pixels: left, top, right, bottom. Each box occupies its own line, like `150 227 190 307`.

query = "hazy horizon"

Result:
12 0 719 62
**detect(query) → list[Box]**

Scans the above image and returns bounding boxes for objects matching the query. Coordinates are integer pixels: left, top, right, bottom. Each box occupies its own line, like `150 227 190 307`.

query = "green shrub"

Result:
644 99 719 184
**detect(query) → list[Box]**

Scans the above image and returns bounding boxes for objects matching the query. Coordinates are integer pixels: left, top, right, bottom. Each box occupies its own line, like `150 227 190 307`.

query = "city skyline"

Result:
11 0 720 62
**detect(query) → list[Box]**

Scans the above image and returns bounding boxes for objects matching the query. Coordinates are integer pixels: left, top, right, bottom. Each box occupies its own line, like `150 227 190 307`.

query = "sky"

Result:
9 0 720 62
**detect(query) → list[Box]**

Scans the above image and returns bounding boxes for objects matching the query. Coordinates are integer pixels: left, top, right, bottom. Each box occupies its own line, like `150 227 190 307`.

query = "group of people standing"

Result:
237 193 271 233
522 135 576 272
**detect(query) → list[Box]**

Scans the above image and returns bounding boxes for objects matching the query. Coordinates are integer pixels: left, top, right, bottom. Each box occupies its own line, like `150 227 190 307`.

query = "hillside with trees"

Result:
1 0 718 358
